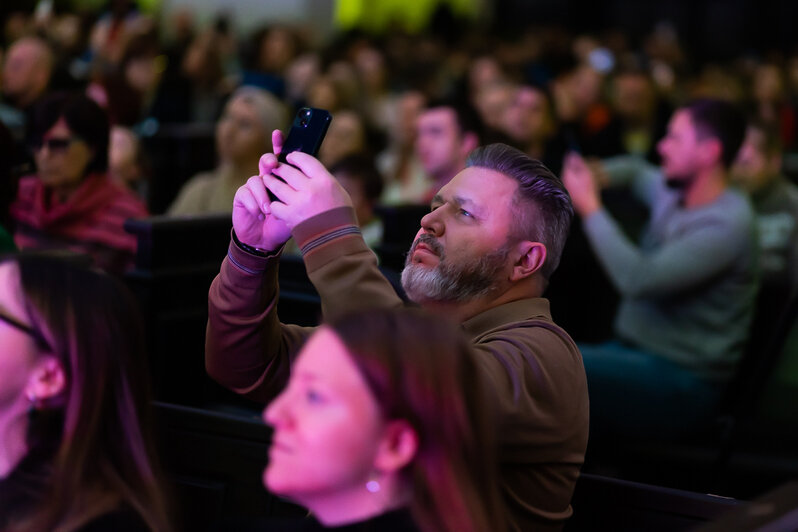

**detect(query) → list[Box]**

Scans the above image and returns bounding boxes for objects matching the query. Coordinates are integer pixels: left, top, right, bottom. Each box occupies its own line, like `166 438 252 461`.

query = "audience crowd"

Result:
1 2 798 531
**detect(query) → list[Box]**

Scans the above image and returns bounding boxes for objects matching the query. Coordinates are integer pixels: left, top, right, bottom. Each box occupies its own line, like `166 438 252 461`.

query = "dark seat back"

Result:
153 401 305 531
565 473 739 532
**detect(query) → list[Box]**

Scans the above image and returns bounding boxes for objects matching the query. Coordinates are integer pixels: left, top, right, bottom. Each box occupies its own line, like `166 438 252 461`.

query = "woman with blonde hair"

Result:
168 86 288 215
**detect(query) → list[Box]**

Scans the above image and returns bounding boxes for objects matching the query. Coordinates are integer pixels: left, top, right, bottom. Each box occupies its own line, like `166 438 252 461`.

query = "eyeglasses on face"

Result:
0 309 51 351
30 137 80 153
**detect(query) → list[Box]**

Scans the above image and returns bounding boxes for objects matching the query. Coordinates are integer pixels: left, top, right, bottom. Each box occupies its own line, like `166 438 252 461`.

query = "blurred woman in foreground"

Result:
0 253 171 531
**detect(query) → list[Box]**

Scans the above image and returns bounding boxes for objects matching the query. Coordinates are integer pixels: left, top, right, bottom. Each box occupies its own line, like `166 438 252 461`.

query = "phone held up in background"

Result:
269 107 332 202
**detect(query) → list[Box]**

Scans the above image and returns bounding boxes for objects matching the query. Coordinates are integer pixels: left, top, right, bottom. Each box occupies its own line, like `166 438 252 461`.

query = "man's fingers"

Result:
259 153 279 176
262 172 296 203
272 129 285 156
245 174 271 212
235 186 264 220
285 151 328 178
268 198 289 221
271 162 309 190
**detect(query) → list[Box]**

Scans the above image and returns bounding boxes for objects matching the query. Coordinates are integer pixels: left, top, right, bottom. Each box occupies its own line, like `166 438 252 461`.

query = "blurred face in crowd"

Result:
2 38 51 107
319 110 365 167
468 56 505 95
613 73 656 125
216 95 269 166
753 64 784 104
416 107 468 182
125 54 164 95
731 126 780 192
34 118 93 193
391 90 425 146
502 86 553 145
402 166 518 304
657 109 710 185
474 82 513 131
259 27 295 73
109 126 143 187
263 327 387 508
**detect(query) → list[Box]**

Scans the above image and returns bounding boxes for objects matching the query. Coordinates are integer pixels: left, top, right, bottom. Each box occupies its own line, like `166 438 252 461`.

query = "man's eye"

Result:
459 209 472 217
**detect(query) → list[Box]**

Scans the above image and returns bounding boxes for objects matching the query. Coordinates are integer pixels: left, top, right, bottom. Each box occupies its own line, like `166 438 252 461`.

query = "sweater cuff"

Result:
227 229 281 275
292 207 359 250
292 206 368 268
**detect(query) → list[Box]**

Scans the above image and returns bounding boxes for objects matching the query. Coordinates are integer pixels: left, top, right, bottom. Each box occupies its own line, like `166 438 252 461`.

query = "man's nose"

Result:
420 209 444 236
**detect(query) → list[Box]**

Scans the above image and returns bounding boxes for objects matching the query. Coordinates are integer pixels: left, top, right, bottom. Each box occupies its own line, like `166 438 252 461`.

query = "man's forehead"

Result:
439 166 517 203
420 107 456 124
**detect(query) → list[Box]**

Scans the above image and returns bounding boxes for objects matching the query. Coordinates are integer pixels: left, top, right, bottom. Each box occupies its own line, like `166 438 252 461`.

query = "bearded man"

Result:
562 99 757 442
206 138 588 532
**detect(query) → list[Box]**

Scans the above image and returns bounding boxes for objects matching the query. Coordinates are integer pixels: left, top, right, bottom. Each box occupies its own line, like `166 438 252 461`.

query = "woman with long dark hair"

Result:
263 307 504 532
0 253 171 531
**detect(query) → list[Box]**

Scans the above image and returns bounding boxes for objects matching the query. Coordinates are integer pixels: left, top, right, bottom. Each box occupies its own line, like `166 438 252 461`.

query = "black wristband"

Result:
232 230 270 257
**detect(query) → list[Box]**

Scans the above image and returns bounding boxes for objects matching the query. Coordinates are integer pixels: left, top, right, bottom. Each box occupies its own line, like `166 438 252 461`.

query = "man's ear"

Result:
373 419 418 474
461 131 479 155
510 241 546 281
25 356 67 407
699 138 723 167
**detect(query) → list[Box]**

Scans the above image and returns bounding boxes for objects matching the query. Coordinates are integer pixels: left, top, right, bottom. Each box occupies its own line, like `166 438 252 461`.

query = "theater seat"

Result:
565 473 739 532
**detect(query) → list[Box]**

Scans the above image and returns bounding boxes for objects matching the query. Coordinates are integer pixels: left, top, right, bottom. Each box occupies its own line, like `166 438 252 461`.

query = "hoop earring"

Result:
365 479 381 493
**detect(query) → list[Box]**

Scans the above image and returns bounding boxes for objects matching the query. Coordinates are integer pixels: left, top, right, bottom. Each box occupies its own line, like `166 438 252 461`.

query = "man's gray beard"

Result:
400 241 511 304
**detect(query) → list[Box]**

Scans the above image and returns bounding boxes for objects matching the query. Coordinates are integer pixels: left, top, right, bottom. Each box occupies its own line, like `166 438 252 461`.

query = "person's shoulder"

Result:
181 170 221 191
469 298 579 352
168 171 221 215
15 175 40 196
103 179 149 217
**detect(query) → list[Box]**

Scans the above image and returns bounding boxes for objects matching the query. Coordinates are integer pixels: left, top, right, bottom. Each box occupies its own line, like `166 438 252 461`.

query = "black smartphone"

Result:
269 107 332 201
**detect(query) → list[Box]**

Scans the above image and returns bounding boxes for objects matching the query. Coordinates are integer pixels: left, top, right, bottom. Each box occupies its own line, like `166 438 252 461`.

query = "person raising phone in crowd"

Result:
206 130 588 531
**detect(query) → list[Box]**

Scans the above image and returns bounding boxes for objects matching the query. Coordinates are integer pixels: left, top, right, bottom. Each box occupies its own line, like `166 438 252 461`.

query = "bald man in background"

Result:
1 36 54 143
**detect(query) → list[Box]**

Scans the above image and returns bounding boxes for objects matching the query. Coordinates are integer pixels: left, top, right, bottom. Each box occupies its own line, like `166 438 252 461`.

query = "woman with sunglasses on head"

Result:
9 91 148 275
0 253 172 531
260 307 505 532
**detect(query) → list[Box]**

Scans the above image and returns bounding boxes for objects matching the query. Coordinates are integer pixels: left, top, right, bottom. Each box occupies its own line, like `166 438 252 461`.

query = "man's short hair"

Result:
683 98 746 168
424 97 484 143
466 143 573 280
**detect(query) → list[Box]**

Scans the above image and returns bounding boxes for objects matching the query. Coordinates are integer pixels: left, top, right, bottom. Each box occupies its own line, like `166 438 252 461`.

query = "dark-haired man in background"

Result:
415 98 482 203
563 98 758 441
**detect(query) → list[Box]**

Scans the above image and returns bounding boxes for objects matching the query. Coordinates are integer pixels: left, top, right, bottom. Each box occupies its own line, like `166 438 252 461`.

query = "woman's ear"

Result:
25 356 67 407
510 241 547 281
373 419 418 474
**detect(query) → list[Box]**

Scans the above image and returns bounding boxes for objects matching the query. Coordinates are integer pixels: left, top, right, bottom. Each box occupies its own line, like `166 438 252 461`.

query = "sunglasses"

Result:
30 137 80 152
0 309 51 351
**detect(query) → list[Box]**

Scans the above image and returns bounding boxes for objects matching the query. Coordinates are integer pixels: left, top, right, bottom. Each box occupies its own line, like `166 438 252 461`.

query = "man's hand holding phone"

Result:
264 150 353 228
231 131 291 252
232 122 353 253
